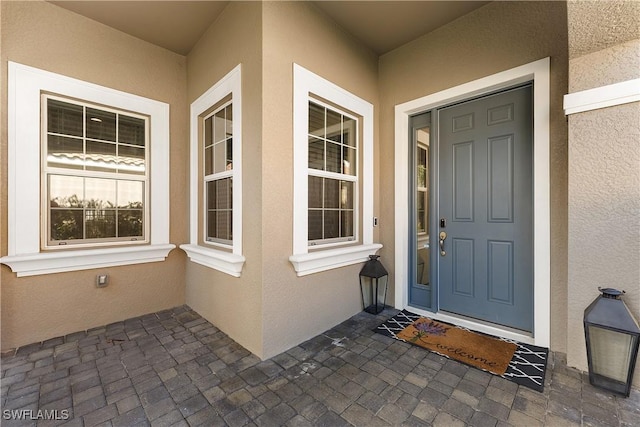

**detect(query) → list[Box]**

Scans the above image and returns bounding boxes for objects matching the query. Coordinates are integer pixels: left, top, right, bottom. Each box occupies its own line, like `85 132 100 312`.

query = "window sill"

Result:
289 243 383 277
180 244 245 277
1 244 176 277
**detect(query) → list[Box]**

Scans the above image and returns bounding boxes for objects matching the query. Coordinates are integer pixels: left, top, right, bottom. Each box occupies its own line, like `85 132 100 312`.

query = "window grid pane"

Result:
46 99 147 176
48 175 145 242
204 102 233 177
206 177 233 243
308 177 354 244
45 96 147 246
307 101 358 176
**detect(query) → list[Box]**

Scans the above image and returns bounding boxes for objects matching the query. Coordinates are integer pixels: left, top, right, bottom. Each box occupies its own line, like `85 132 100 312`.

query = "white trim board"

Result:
394 58 551 347
564 78 640 115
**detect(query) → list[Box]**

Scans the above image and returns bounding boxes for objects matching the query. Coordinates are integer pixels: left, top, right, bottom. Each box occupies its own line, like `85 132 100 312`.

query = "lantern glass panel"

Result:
588 325 635 383
361 278 373 308
360 276 388 314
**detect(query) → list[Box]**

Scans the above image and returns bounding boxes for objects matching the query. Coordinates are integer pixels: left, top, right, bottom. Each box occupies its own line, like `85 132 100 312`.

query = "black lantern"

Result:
359 255 388 314
583 287 640 397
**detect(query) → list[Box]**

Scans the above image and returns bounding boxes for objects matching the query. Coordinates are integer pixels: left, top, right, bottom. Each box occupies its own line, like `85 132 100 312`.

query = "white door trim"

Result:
394 58 550 347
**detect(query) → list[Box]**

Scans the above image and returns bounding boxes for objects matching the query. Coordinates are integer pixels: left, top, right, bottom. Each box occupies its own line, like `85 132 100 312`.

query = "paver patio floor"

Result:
1 305 639 426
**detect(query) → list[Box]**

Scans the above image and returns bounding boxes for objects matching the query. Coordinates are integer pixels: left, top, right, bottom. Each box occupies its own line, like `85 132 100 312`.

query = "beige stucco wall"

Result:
184 1 380 360
260 1 379 358
566 0 640 387
183 1 265 357
378 1 570 352
0 1 188 350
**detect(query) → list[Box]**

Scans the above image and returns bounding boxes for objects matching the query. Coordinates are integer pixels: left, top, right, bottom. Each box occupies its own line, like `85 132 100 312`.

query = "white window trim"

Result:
290 64 381 277
180 64 245 277
394 57 551 347
1 62 174 277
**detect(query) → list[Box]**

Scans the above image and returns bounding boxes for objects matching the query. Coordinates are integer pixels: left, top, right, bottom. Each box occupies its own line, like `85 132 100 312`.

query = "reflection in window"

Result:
417 144 428 235
44 96 148 246
307 101 357 245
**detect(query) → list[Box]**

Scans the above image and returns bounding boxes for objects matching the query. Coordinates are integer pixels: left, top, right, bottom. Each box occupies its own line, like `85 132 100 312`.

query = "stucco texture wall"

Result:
184 1 264 357
260 1 379 359
378 1 569 352
566 0 640 387
0 1 188 350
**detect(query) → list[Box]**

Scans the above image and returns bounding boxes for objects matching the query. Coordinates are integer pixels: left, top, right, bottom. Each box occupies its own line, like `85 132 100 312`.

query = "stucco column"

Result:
565 0 640 387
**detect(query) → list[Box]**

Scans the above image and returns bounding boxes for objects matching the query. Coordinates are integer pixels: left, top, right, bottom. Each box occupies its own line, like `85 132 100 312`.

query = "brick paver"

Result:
2 305 639 426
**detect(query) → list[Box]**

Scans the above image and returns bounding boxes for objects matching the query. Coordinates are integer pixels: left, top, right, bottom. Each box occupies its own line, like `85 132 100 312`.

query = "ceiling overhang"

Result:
49 1 489 56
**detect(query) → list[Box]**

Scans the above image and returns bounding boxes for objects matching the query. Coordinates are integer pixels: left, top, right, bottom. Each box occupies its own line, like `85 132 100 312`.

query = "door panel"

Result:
487 240 513 304
452 238 474 296
453 142 474 221
488 135 513 222
438 85 533 332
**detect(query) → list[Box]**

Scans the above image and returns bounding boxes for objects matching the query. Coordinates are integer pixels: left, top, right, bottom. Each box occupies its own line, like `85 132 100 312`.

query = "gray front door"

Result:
438 84 533 332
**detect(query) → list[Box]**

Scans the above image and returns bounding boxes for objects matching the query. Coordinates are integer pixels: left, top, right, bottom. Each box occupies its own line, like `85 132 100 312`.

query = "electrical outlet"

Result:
96 274 109 288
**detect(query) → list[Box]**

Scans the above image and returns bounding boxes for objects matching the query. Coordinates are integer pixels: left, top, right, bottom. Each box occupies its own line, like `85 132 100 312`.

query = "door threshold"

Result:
406 305 535 345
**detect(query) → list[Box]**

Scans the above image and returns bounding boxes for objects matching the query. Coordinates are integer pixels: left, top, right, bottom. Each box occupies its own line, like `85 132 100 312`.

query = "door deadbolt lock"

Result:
439 231 447 256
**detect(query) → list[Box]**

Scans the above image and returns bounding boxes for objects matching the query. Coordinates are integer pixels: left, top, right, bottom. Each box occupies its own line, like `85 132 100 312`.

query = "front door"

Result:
437 84 533 332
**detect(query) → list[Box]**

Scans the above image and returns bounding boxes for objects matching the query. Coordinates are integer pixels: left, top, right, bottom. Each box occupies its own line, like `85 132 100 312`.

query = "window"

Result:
290 64 381 277
43 96 148 248
307 101 357 245
180 65 245 277
1 62 173 277
203 102 233 245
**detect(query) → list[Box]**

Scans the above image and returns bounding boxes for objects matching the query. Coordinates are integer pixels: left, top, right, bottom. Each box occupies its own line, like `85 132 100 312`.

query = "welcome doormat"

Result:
375 310 548 392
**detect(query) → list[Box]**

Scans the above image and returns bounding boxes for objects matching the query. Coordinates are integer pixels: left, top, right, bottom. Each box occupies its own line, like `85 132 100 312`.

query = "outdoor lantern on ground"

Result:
583 287 640 397
359 255 389 314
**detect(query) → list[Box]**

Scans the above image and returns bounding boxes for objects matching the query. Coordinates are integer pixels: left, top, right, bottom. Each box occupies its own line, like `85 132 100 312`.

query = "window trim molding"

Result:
180 64 245 277
290 64 381 276
1 62 174 277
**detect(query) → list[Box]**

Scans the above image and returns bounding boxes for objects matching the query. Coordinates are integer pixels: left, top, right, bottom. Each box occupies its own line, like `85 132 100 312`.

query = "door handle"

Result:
439 231 447 256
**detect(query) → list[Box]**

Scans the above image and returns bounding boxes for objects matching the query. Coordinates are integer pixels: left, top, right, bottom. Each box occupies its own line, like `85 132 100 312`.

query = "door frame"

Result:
394 58 550 347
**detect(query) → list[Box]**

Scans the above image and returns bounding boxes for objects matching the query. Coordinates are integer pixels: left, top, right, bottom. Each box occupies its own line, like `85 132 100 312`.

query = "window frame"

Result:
202 100 234 248
289 64 381 277
307 99 359 247
180 65 245 277
1 62 174 277
41 94 151 249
